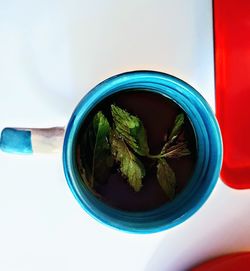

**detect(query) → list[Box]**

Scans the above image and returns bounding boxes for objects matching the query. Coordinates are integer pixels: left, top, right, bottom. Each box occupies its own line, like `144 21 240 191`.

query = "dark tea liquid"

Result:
76 90 196 212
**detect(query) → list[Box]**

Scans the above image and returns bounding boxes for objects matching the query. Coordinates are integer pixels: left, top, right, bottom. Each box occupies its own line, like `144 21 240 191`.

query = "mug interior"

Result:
63 71 222 233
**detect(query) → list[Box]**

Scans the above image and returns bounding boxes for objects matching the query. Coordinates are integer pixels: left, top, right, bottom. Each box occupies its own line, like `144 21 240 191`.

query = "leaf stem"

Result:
147 153 168 159
147 142 190 159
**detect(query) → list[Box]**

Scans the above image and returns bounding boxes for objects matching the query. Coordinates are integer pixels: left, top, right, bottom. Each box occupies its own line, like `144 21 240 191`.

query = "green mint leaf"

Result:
76 145 102 198
110 131 145 192
82 111 113 187
168 113 185 142
111 104 149 156
157 158 176 200
160 113 185 154
165 142 191 159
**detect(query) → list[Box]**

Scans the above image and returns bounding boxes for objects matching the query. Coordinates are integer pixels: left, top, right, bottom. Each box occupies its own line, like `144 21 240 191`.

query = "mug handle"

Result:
0 127 65 154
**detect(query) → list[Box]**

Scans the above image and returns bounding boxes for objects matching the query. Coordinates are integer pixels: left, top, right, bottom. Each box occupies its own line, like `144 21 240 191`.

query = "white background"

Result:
0 0 250 270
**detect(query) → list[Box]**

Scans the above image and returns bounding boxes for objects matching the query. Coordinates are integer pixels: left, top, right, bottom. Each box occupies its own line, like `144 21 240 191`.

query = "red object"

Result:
214 0 250 189
191 252 250 271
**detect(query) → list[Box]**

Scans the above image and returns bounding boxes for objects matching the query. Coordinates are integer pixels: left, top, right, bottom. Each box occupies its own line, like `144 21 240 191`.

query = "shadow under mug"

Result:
0 71 222 233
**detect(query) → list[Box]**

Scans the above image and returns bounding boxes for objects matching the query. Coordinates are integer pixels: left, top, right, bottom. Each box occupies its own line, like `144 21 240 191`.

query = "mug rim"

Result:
63 70 222 233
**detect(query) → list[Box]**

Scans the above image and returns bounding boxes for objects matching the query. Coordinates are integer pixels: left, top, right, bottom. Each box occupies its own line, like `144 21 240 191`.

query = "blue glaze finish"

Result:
0 128 32 154
63 71 222 233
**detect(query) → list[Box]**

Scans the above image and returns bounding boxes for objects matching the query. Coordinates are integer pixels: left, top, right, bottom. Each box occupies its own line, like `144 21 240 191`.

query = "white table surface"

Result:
1 0 250 270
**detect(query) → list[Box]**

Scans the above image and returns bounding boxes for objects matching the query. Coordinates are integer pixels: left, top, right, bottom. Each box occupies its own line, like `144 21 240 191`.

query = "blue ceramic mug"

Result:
0 71 222 233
